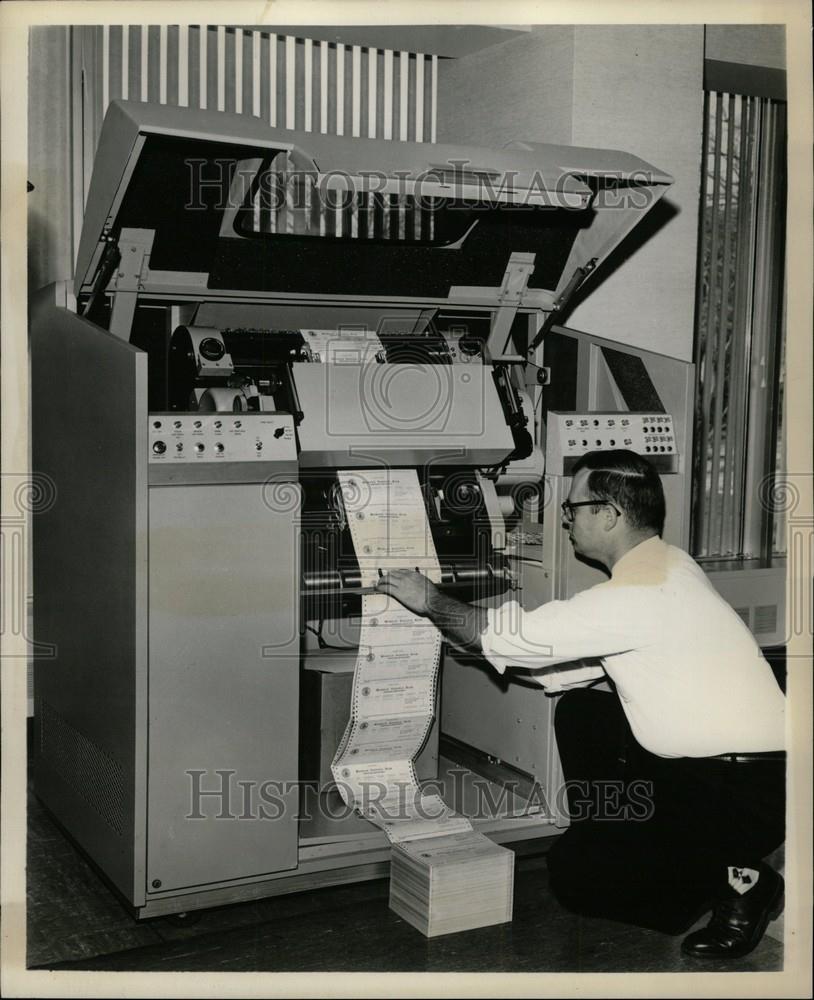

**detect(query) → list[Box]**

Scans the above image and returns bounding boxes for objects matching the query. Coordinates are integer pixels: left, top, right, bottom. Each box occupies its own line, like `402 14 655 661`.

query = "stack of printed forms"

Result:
389 829 515 937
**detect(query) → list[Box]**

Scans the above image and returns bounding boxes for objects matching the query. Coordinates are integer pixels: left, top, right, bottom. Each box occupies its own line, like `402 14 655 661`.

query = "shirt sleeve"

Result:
534 662 606 693
480 583 649 678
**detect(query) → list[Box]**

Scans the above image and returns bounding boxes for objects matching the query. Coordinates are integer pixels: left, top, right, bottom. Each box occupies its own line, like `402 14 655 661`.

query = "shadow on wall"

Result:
558 196 680 326
28 201 67 305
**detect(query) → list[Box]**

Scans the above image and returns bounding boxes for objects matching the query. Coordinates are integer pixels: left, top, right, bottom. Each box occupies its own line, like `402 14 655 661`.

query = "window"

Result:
691 83 787 561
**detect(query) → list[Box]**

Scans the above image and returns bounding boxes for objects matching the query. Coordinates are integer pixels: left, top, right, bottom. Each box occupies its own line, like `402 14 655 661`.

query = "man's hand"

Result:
375 568 438 617
375 568 487 654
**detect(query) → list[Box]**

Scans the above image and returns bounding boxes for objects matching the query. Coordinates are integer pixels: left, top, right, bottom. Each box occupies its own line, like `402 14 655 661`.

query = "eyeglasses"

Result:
561 499 621 522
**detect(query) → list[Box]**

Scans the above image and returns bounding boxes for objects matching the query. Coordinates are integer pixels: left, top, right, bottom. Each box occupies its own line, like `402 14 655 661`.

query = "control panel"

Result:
546 411 676 474
148 413 297 464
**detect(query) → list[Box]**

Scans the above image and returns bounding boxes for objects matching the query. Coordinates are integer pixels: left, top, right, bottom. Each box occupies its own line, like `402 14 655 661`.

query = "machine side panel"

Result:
441 652 560 793
31 288 148 904
146 482 300 894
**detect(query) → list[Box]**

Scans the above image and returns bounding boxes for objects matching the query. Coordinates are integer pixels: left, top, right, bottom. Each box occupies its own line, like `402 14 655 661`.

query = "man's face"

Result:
563 468 608 563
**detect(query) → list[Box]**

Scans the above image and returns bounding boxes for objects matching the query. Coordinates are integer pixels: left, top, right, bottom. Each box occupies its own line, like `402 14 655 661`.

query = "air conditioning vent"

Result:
754 604 779 634
734 607 751 627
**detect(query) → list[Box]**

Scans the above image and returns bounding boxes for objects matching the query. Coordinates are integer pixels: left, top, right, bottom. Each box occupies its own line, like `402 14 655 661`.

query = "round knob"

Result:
152 441 166 455
214 420 222 429
174 420 182 428
215 443 224 454
194 420 202 429
195 443 204 453
153 420 162 430
234 420 242 429
176 443 183 452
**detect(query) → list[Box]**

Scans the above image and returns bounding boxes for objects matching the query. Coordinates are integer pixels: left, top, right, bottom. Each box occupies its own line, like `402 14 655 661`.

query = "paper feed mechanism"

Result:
156 319 520 617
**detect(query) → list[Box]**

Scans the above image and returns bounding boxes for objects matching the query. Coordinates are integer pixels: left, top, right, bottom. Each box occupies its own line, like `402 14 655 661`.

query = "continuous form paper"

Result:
331 469 473 843
302 328 384 364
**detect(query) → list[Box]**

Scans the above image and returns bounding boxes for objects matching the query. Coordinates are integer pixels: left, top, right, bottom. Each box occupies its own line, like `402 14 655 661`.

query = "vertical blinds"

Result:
85 25 437 138
692 90 786 560
74 25 439 251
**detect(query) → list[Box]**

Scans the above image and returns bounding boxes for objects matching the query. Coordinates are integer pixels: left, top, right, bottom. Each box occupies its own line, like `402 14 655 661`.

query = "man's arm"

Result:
375 569 487 653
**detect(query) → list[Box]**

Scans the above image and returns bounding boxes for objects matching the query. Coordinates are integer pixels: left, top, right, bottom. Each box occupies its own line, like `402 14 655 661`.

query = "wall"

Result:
438 27 575 148
705 24 786 70
28 26 74 294
566 26 704 361
438 25 704 363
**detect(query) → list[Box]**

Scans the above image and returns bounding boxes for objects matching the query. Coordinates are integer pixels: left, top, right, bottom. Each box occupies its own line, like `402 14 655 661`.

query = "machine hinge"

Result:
486 252 536 363
107 227 156 342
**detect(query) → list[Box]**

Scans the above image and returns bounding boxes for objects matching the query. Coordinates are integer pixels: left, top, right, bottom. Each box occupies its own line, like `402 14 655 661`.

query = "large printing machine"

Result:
32 100 693 918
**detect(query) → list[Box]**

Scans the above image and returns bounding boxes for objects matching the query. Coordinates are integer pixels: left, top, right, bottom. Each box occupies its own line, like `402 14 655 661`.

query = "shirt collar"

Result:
611 534 665 578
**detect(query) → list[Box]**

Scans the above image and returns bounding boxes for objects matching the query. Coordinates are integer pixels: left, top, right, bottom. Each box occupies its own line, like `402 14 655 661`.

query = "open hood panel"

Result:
75 101 672 312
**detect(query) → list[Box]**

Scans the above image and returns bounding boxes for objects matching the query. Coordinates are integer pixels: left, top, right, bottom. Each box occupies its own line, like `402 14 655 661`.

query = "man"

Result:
376 449 786 958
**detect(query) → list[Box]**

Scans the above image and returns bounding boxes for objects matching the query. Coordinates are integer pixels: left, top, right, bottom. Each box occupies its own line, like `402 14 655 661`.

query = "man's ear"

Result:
602 505 620 532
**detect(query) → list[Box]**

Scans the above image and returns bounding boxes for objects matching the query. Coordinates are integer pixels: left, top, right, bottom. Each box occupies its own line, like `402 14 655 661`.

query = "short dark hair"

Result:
571 449 666 535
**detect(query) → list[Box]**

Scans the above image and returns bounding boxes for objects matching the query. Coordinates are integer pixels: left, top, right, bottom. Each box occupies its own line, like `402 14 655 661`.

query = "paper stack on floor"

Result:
332 468 515 937
389 830 515 937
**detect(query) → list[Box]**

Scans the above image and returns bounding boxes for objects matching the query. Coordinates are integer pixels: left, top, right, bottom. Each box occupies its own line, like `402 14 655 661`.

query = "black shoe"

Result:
681 864 784 959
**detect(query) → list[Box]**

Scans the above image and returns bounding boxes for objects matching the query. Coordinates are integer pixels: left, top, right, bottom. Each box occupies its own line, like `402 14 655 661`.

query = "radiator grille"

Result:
39 700 126 835
754 603 779 634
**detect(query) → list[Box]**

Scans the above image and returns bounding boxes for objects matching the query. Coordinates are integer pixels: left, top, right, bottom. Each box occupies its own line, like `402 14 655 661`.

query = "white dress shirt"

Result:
480 536 785 758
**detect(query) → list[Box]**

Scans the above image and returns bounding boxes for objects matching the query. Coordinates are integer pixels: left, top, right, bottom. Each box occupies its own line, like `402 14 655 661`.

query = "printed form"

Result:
331 469 472 842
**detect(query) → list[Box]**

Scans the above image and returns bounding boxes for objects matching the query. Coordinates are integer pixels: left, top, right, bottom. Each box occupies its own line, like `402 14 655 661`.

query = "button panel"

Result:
149 413 296 464
546 412 677 473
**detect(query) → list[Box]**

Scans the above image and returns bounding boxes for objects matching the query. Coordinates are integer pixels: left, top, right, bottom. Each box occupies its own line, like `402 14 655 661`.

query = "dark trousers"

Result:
546 688 786 934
